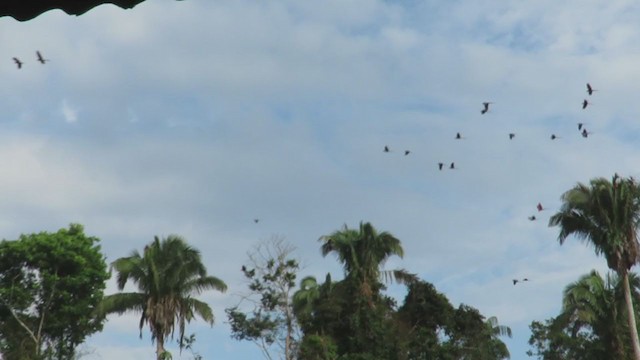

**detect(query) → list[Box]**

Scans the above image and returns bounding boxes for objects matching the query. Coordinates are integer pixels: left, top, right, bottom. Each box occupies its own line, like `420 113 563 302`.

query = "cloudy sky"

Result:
3 0 640 358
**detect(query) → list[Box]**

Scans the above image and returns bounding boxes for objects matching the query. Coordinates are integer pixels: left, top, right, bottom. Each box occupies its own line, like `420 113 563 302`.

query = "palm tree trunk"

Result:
156 337 166 360
623 271 640 360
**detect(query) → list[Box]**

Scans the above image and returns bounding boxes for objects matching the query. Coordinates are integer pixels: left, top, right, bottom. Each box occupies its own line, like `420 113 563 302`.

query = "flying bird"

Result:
438 162 444 171
12 57 22 69
404 150 411 156
586 83 596 96
512 279 519 285
254 219 259 223
455 132 463 140
582 99 590 109
36 51 48 64
481 102 493 114
581 129 591 138
537 202 544 212
509 133 515 140
384 145 390 153
551 134 559 140
528 215 537 221
449 162 455 170
578 122 584 131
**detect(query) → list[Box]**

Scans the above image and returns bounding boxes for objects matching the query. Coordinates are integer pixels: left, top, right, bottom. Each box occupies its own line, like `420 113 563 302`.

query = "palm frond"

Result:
98 292 146 316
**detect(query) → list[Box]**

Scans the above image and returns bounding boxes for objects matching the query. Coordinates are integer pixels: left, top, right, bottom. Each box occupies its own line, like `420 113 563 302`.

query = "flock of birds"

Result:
5 51 599 287
381 83 601 286
11 50 49 69
382 83 598 167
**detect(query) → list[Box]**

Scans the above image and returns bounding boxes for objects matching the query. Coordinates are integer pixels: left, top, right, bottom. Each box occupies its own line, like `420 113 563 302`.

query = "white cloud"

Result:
61 99 78 123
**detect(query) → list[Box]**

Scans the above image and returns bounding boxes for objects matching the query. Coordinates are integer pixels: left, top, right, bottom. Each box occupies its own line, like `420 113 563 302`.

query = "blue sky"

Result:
3 0 640 358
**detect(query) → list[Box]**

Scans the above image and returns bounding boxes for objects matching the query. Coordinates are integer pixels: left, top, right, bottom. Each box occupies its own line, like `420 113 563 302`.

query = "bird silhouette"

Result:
551 134 560 140
12 57 22 69
449 162 455 170
404 150 411 156
512 279 519 285
509 133 515 140
578 122 584 131
455 132 463 140
582 99 590 109
254 219 259 223
438 162 444 170
581 129 591 138
528 215 536 221
384 145 390 153
36 51 48 64
537 203 544 212
586 83 597 96
481 102 493 114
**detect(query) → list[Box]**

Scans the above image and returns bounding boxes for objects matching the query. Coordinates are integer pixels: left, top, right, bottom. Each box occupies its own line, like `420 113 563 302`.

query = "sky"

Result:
2 0 640 359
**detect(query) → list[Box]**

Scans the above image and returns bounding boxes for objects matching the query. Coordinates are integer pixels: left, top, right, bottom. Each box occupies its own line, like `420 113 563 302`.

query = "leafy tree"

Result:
527 319 589 360
397 280 511 360
549 174 640 360
396 280 455 359
0 224 109 360
100 235 227 360
528 270 640 360
305 222 411 359
444 305 511 360
226 237 300 360
296 223 511 359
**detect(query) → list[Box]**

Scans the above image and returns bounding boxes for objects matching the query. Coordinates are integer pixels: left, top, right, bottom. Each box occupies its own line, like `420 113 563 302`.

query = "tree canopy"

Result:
0 224 109 360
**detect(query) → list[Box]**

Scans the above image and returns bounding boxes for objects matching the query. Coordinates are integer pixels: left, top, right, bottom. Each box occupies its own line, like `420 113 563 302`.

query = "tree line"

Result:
2 174 640 360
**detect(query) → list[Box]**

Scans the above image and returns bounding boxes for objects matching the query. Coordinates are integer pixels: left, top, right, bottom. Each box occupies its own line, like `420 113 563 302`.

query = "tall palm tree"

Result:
549 175 640 360
556 270 640 359
100 235 227 360
317 222 413 357
483 316 512 359
319 222 415 295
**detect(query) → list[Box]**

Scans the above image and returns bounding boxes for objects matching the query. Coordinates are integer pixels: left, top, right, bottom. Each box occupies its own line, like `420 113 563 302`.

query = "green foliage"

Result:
308 222 408 359
527 319 600 360
0 224 109 360
549 174 640 358
397 281 511 360
549 175 640 273
528 270 640 360
100 235 227 360
298 334 338 360
297 222 511 360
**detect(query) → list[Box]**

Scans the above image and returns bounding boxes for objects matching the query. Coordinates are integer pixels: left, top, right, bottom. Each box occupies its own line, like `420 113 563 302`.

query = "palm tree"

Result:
556 270 640 359
472 316 512 359
319 222 415 296
293 275 321 318
317 222 414 357
549 175 640 360
100 235 227 360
